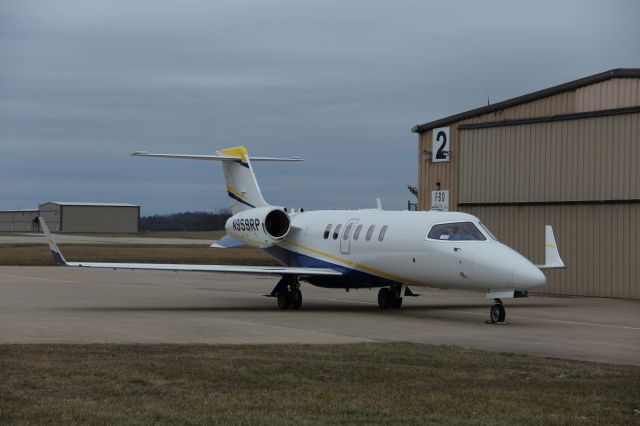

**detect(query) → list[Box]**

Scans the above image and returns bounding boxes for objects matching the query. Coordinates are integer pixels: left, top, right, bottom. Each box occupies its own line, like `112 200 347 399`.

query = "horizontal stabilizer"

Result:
131 152 303 162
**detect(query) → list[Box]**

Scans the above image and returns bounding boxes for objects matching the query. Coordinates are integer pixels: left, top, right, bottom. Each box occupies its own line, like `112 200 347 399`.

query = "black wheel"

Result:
290 288 302 310
277 291 291 309
378 288 391 309
391 297 403 309
490 304 506 322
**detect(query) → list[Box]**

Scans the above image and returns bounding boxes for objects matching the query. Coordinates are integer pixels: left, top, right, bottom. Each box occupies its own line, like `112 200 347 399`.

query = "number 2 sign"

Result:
432 127 450 162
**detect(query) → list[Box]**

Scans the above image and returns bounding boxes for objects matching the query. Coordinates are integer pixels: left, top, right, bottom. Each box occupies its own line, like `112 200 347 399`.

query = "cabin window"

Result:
365 225 375 241
378 225 388 241
478 222 497 240
427 222 487 241
333 224 342 240
353 224 363 240
323 224 332 239
343 223 353 240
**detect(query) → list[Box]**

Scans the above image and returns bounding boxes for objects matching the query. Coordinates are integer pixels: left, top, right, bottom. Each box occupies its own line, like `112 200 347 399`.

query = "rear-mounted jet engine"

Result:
226 206 290 248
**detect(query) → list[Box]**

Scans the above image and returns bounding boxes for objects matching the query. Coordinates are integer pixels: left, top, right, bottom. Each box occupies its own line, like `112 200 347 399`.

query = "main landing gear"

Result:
489 299 506 323
269 276 302 310
378 284 416 309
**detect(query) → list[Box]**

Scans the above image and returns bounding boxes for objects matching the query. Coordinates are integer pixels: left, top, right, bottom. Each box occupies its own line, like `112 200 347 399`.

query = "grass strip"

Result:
0 244 278 266
1 343 638 425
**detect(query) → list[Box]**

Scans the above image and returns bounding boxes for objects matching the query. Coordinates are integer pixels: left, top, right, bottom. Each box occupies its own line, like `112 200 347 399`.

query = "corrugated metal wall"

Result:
576 78 640 112
61 206 139 233
461 91 577 125
0 211 39 232
39 203 61 232
457 78 640 126
458 112 640 203
419 126 461 210
460 204 639 299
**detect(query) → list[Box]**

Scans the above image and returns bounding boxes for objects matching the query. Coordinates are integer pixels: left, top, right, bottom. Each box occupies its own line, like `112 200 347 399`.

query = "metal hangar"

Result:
412 68 640 299
38 202 140 233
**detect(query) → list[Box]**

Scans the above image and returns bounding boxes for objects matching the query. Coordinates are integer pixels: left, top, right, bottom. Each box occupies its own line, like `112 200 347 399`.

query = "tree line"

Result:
140 210 231 231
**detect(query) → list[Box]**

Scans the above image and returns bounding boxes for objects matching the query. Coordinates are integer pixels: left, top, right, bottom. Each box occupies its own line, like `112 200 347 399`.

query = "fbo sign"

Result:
431 190 449 211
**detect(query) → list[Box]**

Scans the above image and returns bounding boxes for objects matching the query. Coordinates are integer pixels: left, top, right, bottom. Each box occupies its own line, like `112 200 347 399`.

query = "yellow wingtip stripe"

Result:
545 243 557 248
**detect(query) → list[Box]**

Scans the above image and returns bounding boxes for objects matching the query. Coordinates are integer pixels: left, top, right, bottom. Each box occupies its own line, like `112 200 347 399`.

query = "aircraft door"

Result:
340 219 359 255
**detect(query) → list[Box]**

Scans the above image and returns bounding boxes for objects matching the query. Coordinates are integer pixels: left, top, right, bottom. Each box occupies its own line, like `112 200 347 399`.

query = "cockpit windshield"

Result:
427 222 487 241
478 222 497 240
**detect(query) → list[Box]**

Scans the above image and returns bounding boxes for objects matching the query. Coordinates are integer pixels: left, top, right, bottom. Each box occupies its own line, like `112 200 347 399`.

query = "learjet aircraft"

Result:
40 146 565 322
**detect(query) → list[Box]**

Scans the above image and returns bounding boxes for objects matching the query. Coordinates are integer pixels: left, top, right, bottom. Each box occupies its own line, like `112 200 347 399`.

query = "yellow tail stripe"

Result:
219 146 248 161
227 185 249 201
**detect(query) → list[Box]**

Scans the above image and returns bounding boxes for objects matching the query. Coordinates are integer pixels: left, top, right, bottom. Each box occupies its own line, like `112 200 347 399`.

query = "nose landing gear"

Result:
489 299 506 323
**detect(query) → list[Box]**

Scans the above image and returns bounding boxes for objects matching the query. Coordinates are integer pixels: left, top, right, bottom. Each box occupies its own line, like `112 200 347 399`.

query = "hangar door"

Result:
457 112 640 299
39 203 61 232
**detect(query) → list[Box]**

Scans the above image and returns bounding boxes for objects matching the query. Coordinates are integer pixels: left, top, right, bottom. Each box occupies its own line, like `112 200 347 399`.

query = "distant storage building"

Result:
0 210 40 232
38 202 140 233
412 68 640 299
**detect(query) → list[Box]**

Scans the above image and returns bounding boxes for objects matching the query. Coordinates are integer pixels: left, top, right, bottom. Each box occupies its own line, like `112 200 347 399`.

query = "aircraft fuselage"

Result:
264 209 546 292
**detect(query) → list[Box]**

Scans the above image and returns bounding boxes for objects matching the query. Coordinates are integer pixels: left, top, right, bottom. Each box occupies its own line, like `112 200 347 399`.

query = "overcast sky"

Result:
1 0 638 215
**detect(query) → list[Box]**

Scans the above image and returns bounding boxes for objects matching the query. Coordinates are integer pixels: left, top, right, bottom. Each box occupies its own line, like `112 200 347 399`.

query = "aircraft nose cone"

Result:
512 263 546 289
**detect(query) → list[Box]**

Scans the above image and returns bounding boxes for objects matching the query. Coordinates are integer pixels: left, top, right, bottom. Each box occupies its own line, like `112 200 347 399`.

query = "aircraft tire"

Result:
291 288 302 310
377 288 391 309
391 297 403 309
490 304 505 322
277 291 291 309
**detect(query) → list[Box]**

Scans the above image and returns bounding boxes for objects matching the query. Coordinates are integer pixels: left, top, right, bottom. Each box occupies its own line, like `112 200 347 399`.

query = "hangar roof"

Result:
42 202 139 207
412 68 640 134
0 209 39 213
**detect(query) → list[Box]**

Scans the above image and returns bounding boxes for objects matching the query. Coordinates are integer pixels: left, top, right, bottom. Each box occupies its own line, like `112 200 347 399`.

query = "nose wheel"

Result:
489 299 506 323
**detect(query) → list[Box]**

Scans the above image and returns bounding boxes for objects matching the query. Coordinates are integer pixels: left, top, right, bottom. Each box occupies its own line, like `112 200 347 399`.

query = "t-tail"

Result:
131 146 302 214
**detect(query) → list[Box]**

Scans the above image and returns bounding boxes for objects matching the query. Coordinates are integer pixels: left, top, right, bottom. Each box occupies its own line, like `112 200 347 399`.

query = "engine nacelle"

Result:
225 206 291 248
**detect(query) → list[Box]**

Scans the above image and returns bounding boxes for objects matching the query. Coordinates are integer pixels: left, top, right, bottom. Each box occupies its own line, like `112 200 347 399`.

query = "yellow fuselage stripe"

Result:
280 240 421 285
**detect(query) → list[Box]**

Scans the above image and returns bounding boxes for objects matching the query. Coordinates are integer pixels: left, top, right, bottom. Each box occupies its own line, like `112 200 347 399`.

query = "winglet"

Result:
537 225 566 270
38 217 67 265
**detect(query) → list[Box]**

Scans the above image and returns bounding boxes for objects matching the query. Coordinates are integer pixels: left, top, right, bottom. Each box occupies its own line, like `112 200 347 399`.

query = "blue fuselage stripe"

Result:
264 245 399 289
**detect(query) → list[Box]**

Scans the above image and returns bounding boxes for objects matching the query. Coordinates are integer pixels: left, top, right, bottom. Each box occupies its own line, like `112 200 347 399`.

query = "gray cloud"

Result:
1 0 638 214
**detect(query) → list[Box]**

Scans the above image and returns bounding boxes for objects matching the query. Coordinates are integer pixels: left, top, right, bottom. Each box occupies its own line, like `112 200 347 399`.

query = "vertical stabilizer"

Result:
216 146 268 214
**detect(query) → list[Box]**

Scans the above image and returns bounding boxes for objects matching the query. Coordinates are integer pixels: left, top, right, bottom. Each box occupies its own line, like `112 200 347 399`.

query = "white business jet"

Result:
40 146 565 323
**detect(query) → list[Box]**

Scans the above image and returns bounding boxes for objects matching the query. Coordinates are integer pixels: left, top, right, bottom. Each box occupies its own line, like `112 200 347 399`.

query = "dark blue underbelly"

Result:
264 245 399 288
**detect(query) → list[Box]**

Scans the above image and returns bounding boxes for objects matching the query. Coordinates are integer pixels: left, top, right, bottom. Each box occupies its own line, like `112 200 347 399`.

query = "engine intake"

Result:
264 209 290 238
225 206 291 248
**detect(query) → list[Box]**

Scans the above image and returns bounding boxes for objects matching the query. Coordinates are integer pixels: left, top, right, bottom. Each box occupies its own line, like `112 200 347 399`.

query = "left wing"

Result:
38 218 342 277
